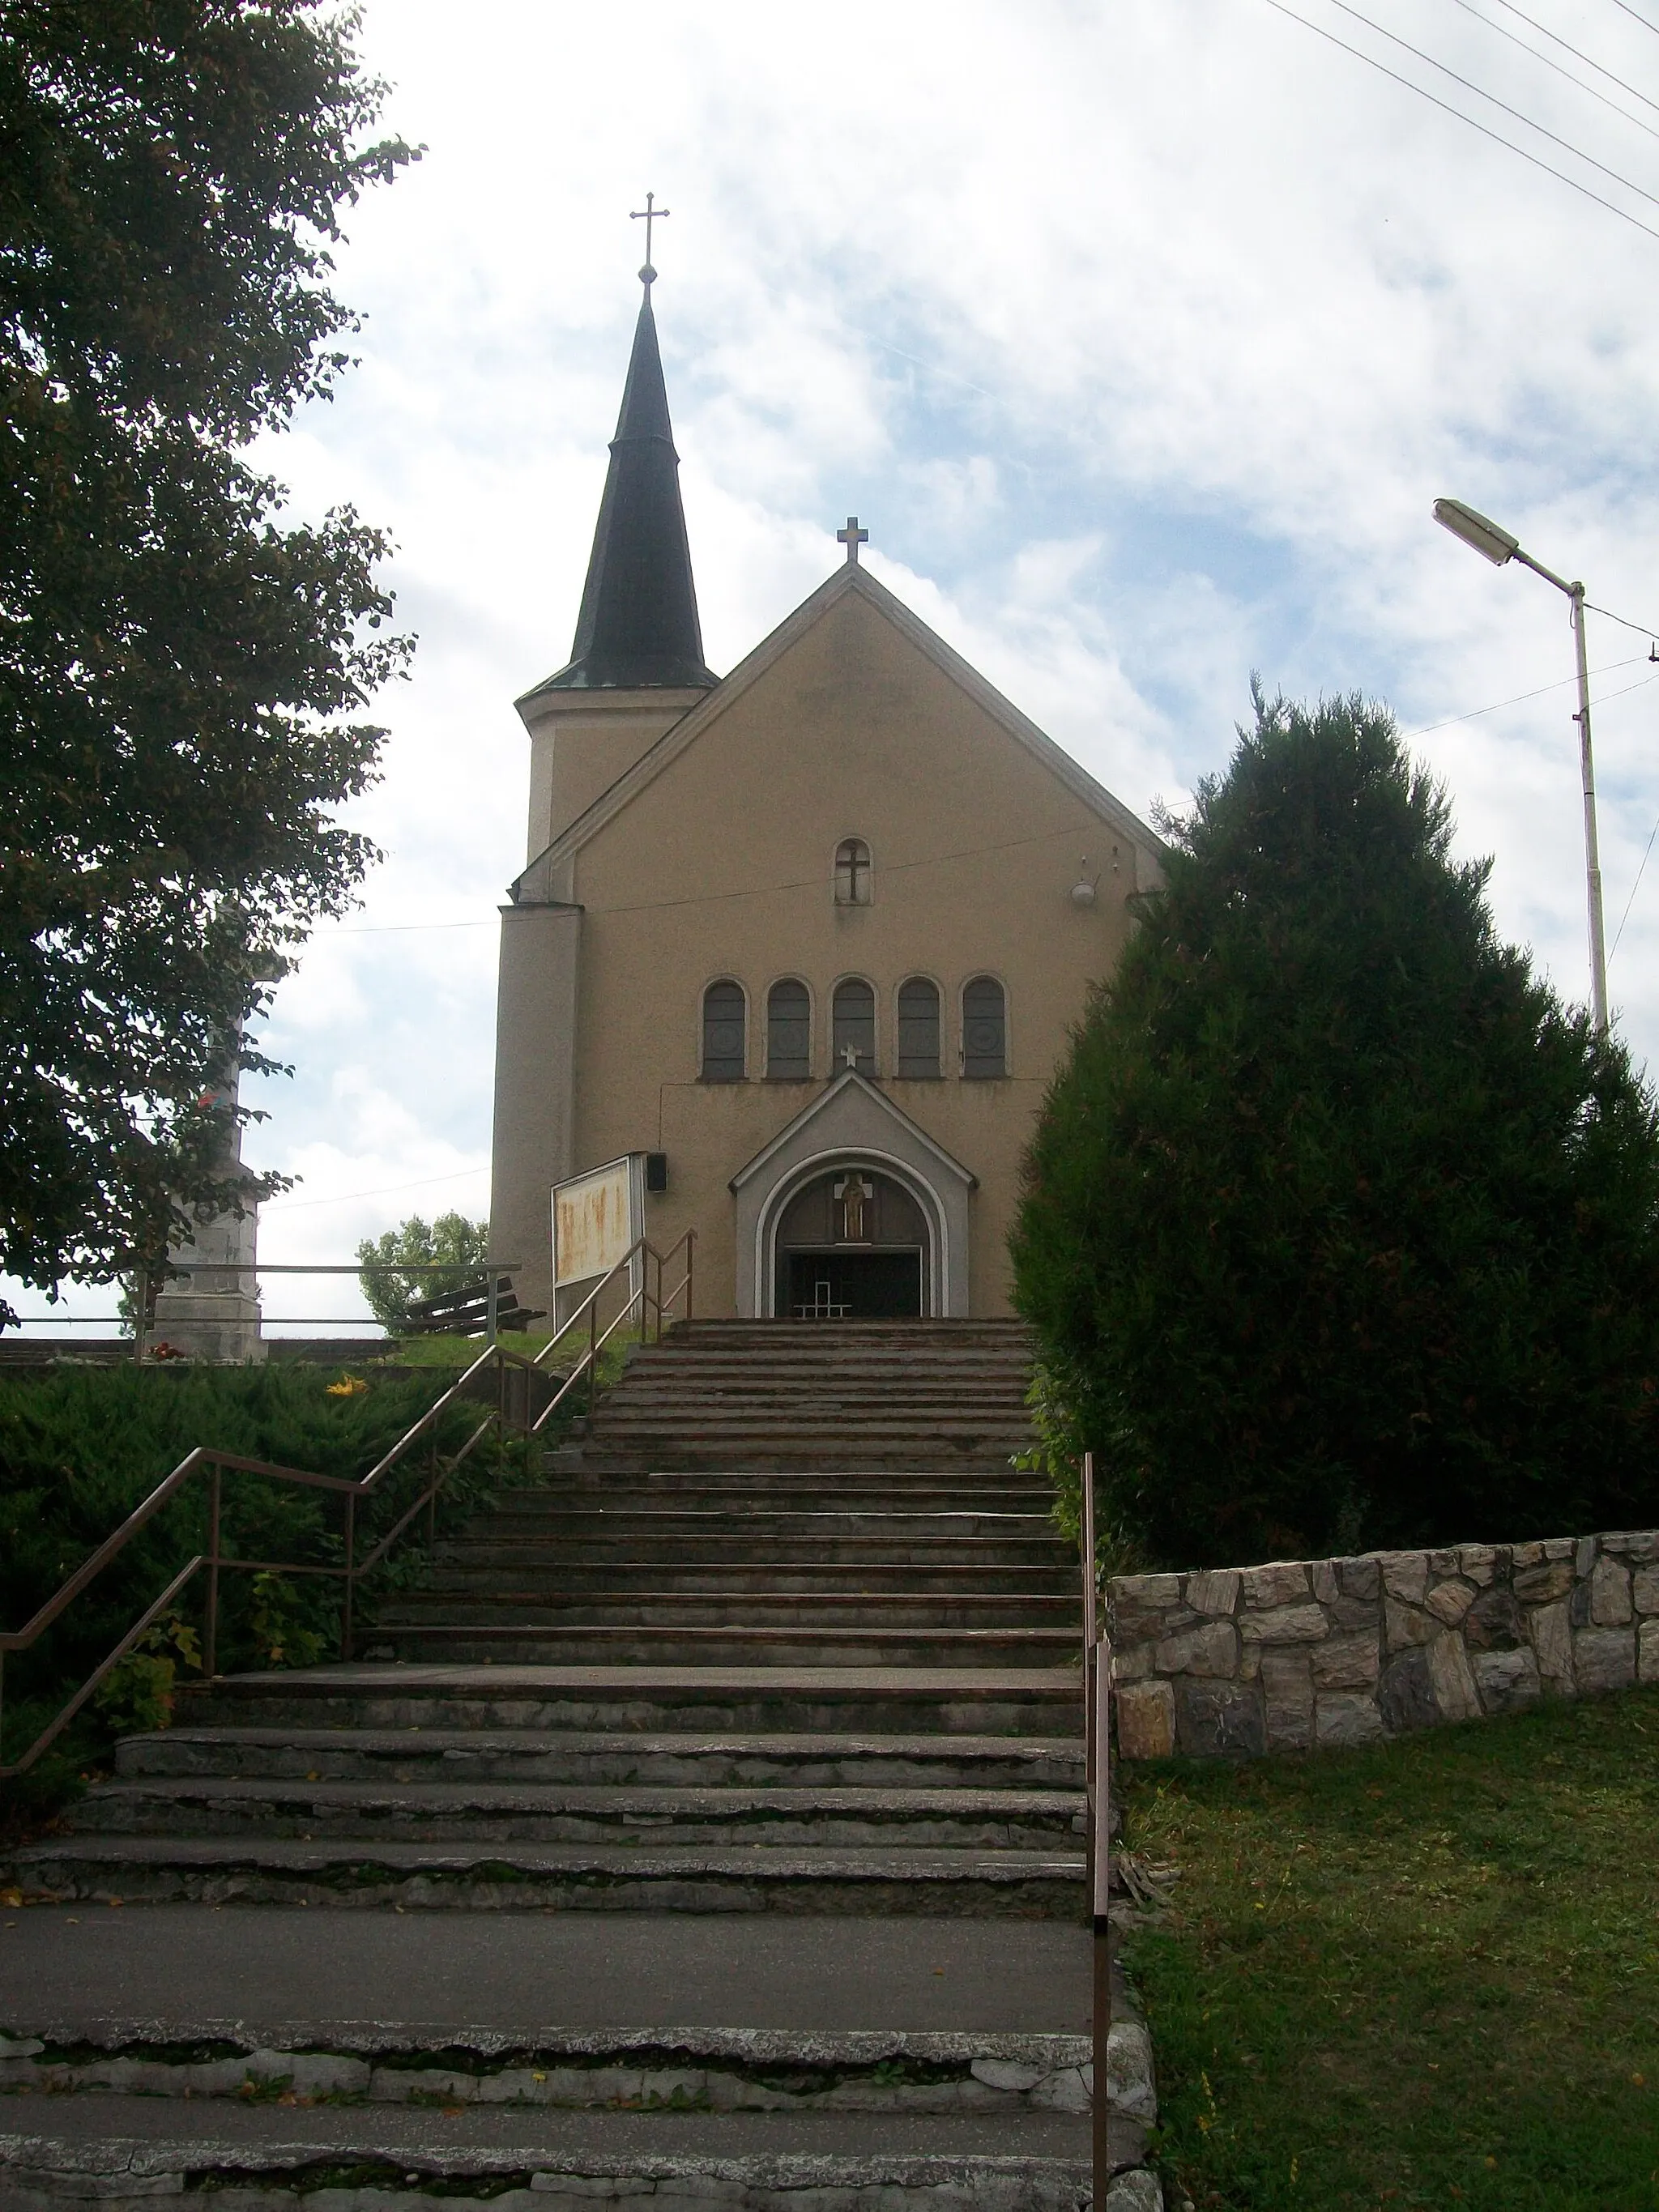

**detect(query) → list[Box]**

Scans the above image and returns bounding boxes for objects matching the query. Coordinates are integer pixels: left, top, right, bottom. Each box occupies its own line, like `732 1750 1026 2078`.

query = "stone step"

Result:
417 1564 1073 1595
437 1536 1071 1568
0 2023 1100 2118
113 1726 1086 1788
502 1473 1051 1497
0 2112 1098 2212
377 1626 1080 1669
377 1596 1077 1630
66 1777 1085 1849
10 1835 1087 1916
556 1455 1033 1475
586 1391 1031 1412
184 1664 1085 1739
467 1509 1057 1536
584 1414 1030 1432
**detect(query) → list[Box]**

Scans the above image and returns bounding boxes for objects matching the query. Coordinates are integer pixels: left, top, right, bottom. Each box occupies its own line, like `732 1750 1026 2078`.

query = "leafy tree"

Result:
1013 685 1659 1570
357 1213 490 1333
0 1 419 1324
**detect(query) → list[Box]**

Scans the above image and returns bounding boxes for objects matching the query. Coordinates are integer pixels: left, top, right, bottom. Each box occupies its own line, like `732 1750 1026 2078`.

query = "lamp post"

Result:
1432 497 1609 1034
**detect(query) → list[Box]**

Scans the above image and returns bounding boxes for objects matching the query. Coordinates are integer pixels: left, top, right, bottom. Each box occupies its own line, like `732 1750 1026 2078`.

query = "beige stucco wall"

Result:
522 688 709 863
492 581 1160 1320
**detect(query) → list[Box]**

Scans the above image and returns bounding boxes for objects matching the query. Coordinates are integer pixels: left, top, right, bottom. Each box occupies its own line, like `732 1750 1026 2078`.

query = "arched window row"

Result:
700 975 1006 1081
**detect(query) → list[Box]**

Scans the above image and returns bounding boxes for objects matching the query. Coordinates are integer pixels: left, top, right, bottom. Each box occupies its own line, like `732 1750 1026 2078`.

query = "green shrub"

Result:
0 1362 504 1769
1013 687 1659 1570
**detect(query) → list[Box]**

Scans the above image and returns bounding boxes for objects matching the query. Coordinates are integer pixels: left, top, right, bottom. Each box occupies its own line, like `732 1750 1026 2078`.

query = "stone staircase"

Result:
560 1318 1039 1472
1 1321 1157 2210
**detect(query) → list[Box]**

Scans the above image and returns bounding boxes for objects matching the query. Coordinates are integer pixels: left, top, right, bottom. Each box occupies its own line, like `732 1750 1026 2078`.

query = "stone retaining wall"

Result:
1110 1528 1659 1759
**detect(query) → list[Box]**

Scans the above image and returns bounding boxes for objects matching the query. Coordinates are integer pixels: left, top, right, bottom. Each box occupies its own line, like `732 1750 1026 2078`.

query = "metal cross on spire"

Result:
630 192 670 288
838 516 869 565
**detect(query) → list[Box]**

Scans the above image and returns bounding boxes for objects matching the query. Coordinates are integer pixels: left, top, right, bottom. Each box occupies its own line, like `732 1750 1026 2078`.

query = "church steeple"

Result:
545 272 718 692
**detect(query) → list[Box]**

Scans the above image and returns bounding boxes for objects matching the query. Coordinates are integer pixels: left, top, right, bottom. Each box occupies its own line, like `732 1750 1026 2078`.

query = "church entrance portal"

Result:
773 1168 928 1319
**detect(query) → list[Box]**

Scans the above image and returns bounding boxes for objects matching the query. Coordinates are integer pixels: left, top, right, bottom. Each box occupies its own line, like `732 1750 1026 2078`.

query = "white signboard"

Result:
552 1155 643 1291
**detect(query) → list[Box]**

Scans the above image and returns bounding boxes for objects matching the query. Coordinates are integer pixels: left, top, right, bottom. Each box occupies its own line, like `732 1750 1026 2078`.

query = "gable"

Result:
532 566 1159 885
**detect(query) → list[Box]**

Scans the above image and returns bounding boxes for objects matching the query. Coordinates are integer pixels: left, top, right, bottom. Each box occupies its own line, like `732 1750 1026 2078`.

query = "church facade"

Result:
488 275 1162 1323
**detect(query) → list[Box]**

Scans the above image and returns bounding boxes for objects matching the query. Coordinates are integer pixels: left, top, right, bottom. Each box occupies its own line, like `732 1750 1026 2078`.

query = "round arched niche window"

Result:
962 974 1007 1079
832 977 876 1075
834 838 872 906
701 978 747 1081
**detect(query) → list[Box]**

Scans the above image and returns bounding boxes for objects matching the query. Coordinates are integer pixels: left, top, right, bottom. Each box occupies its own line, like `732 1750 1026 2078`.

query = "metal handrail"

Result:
0 1230 695 1779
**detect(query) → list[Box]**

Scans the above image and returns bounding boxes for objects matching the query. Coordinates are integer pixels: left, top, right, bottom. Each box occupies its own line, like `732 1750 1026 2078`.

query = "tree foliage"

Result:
0 2 419 1318
1012 686 1659 1569
356 1213 490 1332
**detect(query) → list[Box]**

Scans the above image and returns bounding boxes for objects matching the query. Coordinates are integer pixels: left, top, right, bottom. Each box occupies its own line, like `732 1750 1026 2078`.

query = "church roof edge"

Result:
533 560 1166 872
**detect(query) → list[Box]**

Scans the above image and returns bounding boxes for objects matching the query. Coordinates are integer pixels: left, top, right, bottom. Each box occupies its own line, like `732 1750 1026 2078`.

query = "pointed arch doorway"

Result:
774 1166 928 1319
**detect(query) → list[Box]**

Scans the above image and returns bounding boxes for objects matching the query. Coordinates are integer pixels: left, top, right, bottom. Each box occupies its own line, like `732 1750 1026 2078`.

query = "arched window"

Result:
897 977 941 1078
834 837 872 906
962 974 1007 1079
832 977 876 1075
701 978 746 1081
766 978 811 1078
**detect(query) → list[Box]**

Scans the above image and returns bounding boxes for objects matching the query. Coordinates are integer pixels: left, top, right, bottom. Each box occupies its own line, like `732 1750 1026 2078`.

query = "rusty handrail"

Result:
0 1231 696 1779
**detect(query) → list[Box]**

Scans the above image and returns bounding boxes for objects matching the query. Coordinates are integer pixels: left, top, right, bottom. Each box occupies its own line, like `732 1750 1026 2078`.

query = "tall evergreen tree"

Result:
1013 686 1659 1568
0 2 417 1319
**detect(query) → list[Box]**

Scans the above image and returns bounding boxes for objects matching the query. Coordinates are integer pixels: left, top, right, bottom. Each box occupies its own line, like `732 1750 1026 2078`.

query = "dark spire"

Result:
545 280 718 692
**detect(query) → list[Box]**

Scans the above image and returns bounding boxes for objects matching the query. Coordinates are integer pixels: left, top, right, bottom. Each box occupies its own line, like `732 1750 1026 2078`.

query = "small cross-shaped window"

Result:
834 837 872 906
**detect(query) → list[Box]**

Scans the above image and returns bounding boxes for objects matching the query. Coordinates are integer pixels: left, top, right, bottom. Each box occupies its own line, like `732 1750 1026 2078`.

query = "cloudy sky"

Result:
23 0 1659 1331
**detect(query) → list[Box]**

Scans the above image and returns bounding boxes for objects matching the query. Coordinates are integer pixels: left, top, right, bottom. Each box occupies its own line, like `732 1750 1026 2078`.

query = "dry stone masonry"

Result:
1110 1527 1659 1759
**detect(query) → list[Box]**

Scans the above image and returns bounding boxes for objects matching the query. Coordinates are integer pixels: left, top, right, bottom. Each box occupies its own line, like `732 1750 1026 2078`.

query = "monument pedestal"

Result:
150 1202 265 1363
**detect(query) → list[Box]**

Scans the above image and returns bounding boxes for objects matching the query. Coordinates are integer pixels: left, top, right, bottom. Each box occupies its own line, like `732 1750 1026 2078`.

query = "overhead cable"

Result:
1322 0 1659 208
1446 0 1659 143
1254 0 1659 243
1606 0 1659 44
1485 0 1659 110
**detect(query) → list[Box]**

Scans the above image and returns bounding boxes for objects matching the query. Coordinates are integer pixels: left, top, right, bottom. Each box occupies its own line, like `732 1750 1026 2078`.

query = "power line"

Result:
1584 595 1659 638
1611 814 1659 958
262 1165 489 1213
1606 0 1659 42
1255 0 1659 243
1401 650 1650 736
1485 0 1659 111
1323 0 1659 209
1447 0 1659 143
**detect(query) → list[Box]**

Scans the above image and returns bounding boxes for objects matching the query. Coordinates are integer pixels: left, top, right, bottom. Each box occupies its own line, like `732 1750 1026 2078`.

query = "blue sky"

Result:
16 0 1659 1330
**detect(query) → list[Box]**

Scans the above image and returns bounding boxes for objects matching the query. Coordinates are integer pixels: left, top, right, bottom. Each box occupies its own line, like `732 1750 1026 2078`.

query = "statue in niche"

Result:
834 1173 874 1242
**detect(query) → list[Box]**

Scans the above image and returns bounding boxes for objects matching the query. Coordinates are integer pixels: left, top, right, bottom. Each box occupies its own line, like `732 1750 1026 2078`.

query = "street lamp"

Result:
1432 497 1609 1033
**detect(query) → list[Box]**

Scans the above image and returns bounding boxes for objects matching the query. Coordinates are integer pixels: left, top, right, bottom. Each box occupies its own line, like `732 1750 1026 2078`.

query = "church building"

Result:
488 266 1162 1324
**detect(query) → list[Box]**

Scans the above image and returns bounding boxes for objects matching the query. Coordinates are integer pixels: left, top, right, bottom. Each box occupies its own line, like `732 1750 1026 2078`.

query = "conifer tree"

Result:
1013 686 1659 1566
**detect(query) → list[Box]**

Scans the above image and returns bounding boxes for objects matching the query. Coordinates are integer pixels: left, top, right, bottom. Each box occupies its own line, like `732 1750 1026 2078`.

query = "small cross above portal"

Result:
838 516 869 565
630 192 670 288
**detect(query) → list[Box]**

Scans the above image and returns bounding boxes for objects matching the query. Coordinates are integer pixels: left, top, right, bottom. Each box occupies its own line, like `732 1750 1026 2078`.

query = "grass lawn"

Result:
1119 1683 1659 2212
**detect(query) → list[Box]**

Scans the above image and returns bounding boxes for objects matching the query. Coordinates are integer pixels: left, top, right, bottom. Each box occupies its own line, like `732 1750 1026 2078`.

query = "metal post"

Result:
342 1492 356 1662
487 1269 500 1348
1572 586 1610 1034
205 1464 222 1678
134 1267 149 1364
1092 1634 1114 2202
1081 1451 1097 1894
